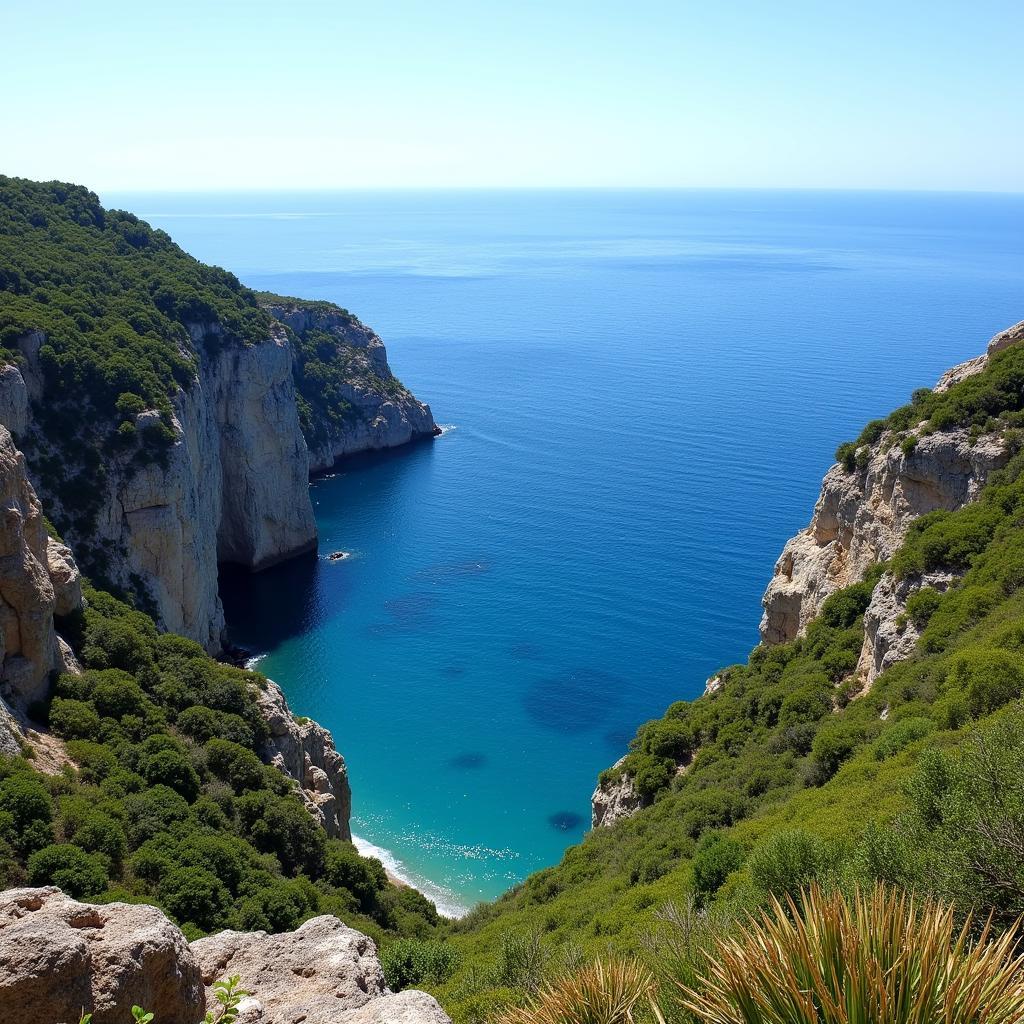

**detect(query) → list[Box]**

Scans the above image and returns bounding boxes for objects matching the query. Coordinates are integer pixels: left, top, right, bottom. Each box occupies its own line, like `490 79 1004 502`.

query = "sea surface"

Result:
106 189 1024 915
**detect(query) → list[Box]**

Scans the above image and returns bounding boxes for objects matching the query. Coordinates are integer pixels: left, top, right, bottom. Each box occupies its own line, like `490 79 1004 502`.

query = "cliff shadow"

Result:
219 552 323 655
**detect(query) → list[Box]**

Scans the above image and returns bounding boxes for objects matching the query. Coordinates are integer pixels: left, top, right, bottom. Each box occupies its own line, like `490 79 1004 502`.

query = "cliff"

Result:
263 297 438 472
0 424 81 755
0 887 450 1023
0 178 436 652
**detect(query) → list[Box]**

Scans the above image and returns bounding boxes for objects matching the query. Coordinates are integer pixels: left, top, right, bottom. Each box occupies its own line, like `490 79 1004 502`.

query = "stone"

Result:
192 916 452 1024
0 887 204 1023
264 301 437 472
591 757 643 828
760 426 1006 645
0 426 80 706
254 679 352 839
854 570 959 688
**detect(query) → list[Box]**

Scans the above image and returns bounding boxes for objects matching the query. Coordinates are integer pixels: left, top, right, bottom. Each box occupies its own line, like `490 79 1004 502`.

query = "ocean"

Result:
105 188 1024 915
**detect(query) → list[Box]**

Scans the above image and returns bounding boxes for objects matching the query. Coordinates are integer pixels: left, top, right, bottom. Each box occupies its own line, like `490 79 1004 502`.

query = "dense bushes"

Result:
0 583 438 943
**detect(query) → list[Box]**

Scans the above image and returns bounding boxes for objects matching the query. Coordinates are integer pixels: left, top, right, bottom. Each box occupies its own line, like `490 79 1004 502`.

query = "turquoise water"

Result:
108 189 1024 915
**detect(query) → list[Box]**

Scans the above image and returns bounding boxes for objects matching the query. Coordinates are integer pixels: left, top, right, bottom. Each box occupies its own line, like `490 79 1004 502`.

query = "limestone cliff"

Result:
0 887 450 1023
265 298 438 471
760 425 1006 645
3 323 317 651
254 678 352 840
0 426 81 754
591 757 642 829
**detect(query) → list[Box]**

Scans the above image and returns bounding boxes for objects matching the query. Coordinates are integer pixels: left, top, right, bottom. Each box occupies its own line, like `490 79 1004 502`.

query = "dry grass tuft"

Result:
494 957 660 1024
679 883 1024 1024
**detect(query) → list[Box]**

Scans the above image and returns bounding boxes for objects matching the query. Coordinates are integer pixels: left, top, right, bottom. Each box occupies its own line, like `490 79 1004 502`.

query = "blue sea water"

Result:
106 189 1024 915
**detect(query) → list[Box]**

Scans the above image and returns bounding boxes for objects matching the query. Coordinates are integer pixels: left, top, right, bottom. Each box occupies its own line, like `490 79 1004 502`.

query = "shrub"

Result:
28 843 108 897
748 831 834 903
678 884 1024 1024
946 648 1024 717
691 834 745 903
48 698 101 740
159 866 230 931
381 938 459 990
140 748 200 802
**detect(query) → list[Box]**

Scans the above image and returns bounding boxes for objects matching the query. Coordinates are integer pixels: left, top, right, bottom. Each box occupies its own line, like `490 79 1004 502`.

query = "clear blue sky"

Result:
3 0 1022 191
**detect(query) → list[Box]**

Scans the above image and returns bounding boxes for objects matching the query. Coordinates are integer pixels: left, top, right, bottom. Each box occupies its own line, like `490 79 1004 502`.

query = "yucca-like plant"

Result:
679 883 1024 1024
495 957 659 1024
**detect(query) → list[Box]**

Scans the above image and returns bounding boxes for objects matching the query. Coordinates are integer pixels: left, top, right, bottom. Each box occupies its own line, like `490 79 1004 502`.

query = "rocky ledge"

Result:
0 887 450 1023
264 300 438 472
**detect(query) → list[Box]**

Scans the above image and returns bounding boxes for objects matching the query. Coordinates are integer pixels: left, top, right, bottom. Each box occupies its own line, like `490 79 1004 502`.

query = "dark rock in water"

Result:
449 752 487 770
548 811 584 831
327 550 351 561
218 641 253 668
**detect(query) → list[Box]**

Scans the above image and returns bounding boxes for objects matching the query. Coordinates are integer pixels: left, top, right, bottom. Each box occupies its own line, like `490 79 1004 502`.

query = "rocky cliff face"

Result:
0 425 81 759
591 757 643 829
254 679 352 840
0 887 450 1024
266 301 437 472
4 323 317 652
760 426 1007 645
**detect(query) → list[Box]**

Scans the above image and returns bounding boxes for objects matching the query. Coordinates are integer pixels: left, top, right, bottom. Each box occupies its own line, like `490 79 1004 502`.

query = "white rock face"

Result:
6 324 319 651
854 569 958 687
0 887 204 1023
192 916 452 1024
0 426 80 707
591 757 643 829
266 303 437 471
760 427 1006 645
255 679 352 840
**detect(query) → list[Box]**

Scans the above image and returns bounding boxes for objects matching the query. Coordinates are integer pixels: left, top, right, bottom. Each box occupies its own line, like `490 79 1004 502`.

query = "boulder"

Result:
0 887 204 1023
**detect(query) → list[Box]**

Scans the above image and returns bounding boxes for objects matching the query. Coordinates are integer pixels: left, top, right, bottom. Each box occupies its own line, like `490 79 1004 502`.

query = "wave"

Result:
351 832 471 920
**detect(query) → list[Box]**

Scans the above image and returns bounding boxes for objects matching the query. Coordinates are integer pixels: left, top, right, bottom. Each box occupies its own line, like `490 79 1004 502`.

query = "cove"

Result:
115 188 1024 914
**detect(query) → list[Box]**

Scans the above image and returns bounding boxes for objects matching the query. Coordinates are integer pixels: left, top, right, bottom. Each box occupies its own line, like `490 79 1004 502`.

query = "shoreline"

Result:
351 832 470 920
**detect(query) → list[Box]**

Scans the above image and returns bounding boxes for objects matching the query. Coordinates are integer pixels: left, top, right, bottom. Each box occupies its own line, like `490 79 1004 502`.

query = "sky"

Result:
2 0 1022 192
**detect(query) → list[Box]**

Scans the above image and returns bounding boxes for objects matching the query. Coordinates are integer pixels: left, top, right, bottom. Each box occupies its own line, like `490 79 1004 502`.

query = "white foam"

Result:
351 833 470 920
244 653 267 670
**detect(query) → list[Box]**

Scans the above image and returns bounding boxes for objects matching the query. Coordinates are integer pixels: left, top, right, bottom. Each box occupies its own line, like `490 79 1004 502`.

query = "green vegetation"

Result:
678 884 1024 1024
409 346 1024 1021
834 339 1024 472
0 584 438 944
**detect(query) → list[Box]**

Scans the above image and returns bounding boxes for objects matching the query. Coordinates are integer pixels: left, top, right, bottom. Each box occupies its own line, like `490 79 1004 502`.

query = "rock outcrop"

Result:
254 679 352 840
0 426 80 710
193 916 450 1024
760 426 1007 645
761 322 1024 647
265 301 437 472
591 757 643 829
0 887 204 1023
0 888 451 1024
854 569 958 688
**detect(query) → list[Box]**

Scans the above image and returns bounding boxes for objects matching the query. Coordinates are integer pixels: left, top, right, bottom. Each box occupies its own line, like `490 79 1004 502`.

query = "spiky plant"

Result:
678 883 1024 1024
495 957 660 1024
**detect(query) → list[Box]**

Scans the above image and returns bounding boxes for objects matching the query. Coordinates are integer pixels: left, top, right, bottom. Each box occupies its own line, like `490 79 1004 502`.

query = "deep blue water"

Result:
107 189 1024 915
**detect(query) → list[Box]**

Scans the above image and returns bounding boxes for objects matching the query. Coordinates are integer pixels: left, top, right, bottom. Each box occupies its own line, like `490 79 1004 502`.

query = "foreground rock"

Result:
193 917 449 1024
0 887 204 1023
0 889 451 1024
255 679 352 840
